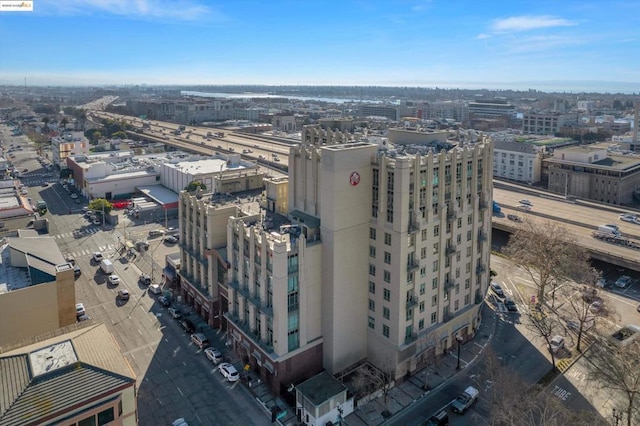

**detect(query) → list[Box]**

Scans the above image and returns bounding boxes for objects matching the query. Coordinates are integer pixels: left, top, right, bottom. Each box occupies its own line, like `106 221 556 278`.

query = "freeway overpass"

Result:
91 111 640 271
493 181 640 272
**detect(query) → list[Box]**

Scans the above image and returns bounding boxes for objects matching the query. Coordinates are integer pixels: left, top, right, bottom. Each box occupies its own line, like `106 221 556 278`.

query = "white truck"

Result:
451 386 479 414
100 259 114 274
597 224 621 237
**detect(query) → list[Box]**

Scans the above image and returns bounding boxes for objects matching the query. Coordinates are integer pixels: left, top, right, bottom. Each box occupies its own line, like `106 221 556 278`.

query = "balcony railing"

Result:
250 292 262 308
478 230 487 242
445 244 456 256
406 294 419 309
444 279 455 292
443 311 455 322
476 263 486 274
404 333 418 345
260 304 273 317
447 209 457 220
407 258 420 272
408 219 419 234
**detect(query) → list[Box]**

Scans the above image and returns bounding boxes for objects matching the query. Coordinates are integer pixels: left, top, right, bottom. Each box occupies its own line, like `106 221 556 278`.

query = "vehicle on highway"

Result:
615 275 631 288
620 214 637 223
204 347 223 364
107 274 121 286
218 362 240 382
117 289 130 301
451 386 479 414
76 303 86 317
549 335 565 353
423 409 449 426
506 214 521 222
190 333 209 349
519 199 532 206
168 307 182 319
490 282 505 299
504 298 518 312
92 252 104 262
179 319 195 333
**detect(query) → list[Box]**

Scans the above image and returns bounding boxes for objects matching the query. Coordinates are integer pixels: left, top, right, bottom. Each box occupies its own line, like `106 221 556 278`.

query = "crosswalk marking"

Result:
53 227 100 240
64 244 116 259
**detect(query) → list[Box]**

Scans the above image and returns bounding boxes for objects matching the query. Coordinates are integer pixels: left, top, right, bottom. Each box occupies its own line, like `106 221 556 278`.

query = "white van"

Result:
100 259 114 274
149 284 162 295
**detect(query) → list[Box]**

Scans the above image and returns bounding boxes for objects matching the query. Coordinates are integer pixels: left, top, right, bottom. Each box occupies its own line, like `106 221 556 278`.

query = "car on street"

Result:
66 256 75 265
117 289 130 301
73 264 82 278
158 295 171 307
148 229 165 237
41 182 49 187
92 252 104 262
506 214 522 222
179 319 195 333
615 275 632 288
519 199 532 206
218 362 240 382
424 409 449 426
549 335 565 353
168 307 182 319
204 347 223 364
451 386 479 414
76 303 86 317
139 274 151 285
172 419 189 426
164 235 178 244
107 275 121 286
190 333 209 349
92 219 101 226
70 193 78 199
504 298 518 312
77 314 91 322
620 214 636 223
490 282 505 299
149 284 162 295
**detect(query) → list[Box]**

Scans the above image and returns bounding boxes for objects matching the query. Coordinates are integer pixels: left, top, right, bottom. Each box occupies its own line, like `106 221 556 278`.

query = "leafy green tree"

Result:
91 131 102 144
184 181 206 192
89 198 113 214
111 131 127 139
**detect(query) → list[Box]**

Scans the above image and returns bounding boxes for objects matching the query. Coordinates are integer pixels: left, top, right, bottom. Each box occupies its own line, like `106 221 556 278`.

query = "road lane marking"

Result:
177 386 184 396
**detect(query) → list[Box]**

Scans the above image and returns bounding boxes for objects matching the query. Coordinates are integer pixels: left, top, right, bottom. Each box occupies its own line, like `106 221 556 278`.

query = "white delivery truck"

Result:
100 259 114 274
597 225 621 237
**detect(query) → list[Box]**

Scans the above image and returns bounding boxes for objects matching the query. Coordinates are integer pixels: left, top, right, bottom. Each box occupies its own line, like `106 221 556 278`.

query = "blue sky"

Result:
2 0 640 92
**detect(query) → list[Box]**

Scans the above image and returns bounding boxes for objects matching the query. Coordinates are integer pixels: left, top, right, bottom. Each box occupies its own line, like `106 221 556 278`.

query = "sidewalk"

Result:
345 304 498 426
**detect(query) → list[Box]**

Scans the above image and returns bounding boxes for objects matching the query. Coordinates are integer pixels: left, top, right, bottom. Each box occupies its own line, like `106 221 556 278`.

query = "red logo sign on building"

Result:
350 171 360 186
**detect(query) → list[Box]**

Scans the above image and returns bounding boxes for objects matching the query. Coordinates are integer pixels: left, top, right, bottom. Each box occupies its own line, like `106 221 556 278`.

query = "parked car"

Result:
490 282 505 299
164 235 178 244
549 335 565 353
424 409 449 426
158 295 171 307
117 289 130 301
204 347 223 364
73 264 82 278
179 319 195 333
148 229 165 237
168 307 182 319
506 214 521 222
76 303 86 317
70 193 78 199
149 284 162 295
190 333 209 349
504 298 518 312
451 386 479 414
218 362 240 382
107 274 121 286
615 275 632 288
139 274 151 285
92 252 104 262
77 314 91 322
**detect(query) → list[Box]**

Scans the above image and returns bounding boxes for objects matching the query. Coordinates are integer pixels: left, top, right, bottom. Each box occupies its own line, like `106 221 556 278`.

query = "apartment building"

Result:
177 127 493 393
492 140 543 184
51 131 90 168
522 111 579 135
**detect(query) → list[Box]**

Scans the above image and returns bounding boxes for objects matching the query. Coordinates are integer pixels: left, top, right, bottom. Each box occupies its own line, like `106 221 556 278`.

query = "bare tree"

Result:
585 338 640 426
352 361 394 407
503 219 588 306
479 349 606 426
525 305 564 369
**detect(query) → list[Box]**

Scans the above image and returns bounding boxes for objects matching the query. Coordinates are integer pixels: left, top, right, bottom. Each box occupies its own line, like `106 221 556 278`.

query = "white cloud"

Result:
491 15 577 33
38 0 215 21
475 33 492 40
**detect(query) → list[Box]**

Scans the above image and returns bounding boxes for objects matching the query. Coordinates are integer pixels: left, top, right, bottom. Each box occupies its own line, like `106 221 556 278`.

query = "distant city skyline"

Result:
2 0 640 93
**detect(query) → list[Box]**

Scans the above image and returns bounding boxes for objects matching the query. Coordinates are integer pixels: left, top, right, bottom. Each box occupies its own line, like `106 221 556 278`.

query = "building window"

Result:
369 264 376 276
465 294 470 305
455 300 459 310
368 316 375 329
419 301 425 312
432 295 437 306
384 288 391 301
384 270 391 283
97 407 115 426
432 260 439 272
433 242 439 254
384 232 391 245
420 266 426 277
383 307 390 319
406 309 413 321
369 299 375 311
383 325 390 338
434 225 440 236
420 282 426 295
369 246 376 258
432 277 438 289
422 229 428 241
419 319 425 330
369 281 376 294
421 247 427 259
431 312 437 324
370 227 376 240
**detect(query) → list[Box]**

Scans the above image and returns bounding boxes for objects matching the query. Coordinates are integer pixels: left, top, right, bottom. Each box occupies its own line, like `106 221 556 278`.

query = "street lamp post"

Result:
456 335 463 371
